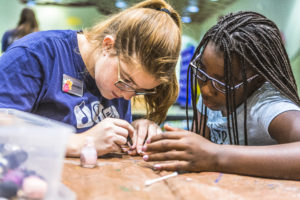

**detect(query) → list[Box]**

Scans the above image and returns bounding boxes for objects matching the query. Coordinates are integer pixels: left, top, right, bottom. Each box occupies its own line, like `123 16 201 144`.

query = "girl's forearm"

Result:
215 142 300 180
66 130 93 157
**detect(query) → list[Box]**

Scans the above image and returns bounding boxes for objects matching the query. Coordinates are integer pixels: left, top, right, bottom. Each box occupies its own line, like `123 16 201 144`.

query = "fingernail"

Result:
142 145 147 151
154 164 161 170
143 155 149 161
137 149 142 154
146 139 151 144
130 146 135 150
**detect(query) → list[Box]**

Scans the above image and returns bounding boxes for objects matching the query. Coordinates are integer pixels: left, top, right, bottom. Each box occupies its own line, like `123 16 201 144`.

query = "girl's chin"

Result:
111 91 120 99
100 91 115 100
203 100 216 110
206 105 219 110
203 101 223 111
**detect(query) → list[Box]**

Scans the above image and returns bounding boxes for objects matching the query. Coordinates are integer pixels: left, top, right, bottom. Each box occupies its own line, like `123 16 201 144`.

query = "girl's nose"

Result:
199 82 214 97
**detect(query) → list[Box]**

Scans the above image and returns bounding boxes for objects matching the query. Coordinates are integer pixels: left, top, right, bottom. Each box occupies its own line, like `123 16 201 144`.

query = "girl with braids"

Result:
142 11 300 180
1 8 39 52
0 0 181 157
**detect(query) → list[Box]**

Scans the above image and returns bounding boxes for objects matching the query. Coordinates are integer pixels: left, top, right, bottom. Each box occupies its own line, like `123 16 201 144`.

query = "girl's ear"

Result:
102 35 115 52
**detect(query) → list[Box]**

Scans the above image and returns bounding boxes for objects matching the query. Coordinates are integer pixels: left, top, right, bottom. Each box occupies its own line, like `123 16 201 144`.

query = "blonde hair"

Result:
84 0 182 124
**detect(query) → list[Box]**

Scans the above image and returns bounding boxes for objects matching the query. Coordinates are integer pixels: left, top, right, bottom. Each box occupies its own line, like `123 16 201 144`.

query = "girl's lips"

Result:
203 99 218 110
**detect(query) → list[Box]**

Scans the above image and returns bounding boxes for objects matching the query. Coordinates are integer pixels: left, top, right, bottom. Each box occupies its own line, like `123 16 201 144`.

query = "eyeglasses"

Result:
114 56 157 95
190 58 259 94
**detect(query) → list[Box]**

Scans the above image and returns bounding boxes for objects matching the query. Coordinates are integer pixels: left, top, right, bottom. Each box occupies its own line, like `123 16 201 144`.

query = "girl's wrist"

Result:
66 133 85 157
211 143 225 172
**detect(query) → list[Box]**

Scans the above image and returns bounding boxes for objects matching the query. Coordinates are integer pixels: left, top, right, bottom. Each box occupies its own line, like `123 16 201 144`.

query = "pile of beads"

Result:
0 143 47 199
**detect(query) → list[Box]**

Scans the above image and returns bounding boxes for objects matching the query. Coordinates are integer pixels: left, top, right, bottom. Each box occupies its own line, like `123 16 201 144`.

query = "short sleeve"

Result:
251 96 300 134
1 31 9 52
247 83 300 134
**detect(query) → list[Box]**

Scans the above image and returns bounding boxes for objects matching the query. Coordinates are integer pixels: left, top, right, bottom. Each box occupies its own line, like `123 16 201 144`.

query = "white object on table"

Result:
144 172 178 186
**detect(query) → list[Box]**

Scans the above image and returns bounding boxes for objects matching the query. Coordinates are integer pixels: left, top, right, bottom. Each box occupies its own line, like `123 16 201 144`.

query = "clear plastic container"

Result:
0 108 75 200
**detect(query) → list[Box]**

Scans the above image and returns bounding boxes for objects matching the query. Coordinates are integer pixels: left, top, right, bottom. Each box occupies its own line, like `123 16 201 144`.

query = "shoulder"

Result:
3 29 16 37
2 29 17 49
2 30 79 63
8 30 78 52
247 82 300 132
0 30 77 71
248 82 300 110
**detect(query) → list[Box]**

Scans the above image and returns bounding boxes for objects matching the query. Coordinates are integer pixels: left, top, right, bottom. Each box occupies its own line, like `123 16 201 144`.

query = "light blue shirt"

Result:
197 82 300 145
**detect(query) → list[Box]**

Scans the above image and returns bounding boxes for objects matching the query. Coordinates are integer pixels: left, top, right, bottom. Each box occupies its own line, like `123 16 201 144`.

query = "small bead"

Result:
22 175 47 200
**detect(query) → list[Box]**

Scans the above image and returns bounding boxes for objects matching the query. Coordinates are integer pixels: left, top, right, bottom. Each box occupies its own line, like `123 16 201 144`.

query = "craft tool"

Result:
144 171 178 186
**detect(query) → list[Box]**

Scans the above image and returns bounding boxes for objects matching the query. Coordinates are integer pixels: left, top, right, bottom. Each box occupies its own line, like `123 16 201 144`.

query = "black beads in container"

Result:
0 143 47 199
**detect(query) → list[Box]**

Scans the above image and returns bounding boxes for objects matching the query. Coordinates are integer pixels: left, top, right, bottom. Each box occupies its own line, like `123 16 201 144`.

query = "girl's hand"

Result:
142 125 219 172
88 118 134 156
129 119 162 155
66 118 134 157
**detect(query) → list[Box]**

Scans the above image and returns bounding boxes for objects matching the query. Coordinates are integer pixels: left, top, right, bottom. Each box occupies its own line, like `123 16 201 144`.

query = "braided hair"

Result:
188 11 300 145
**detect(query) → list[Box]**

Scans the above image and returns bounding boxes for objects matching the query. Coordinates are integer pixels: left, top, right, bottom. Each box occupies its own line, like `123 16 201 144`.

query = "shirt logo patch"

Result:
62 74 83 97
63 79 73 92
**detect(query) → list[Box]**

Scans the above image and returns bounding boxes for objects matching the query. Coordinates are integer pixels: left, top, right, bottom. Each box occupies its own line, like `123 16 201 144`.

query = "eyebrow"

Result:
119 65 138 86
121 70 155 91
199 59 224 81
119 59 160 92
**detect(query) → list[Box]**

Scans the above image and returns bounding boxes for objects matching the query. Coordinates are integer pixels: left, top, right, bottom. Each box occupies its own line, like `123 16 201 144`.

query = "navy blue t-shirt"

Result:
1 29 17 52
0 30 131 133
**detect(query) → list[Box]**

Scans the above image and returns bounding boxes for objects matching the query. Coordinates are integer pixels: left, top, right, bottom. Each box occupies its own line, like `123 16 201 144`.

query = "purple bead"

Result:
3 169 25 187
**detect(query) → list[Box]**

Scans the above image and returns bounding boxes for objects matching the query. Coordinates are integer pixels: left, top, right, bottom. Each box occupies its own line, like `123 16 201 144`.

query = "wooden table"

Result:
62 154 300 200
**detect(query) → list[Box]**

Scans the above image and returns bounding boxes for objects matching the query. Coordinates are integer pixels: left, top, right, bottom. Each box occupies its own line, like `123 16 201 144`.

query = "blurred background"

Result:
1 0 300 129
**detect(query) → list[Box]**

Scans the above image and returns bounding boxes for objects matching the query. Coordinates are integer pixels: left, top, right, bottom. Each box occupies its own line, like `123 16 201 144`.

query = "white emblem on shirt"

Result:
74 101 93 129
74 101 120 129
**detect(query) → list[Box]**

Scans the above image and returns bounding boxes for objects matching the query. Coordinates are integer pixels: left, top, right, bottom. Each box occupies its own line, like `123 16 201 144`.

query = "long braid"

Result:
189 11 300 145
223 39 239 144
187 41 206 132
239 44 249 145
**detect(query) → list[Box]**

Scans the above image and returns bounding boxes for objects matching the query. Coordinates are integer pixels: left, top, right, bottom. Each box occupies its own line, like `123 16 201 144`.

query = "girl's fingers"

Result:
143 150 189 161
113 134 127 146
164 124 184 132
149 132 185 143
110 143 123 153
147 123 159 139
136 125 148 154
143 124 159 150
127 148 137 155
112 118 135 137
156 127 163 134
130 130 137 149
152 161 189 172
113 126 132 138
144 139 187 152
120 144 130 153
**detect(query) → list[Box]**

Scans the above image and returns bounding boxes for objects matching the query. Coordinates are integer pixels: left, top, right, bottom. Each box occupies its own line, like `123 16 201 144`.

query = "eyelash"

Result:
124 78 131 83
121 73 131 83
199 60 205 69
